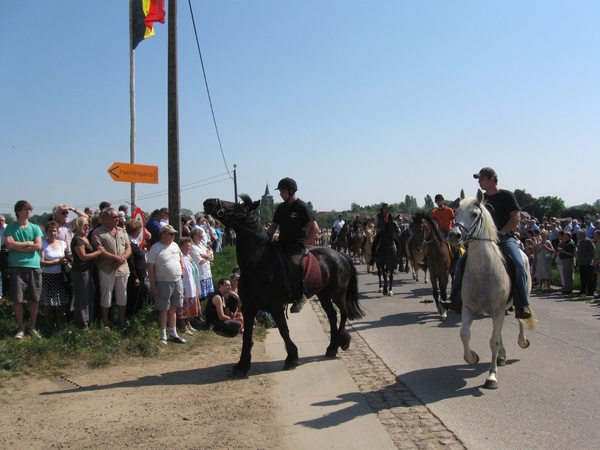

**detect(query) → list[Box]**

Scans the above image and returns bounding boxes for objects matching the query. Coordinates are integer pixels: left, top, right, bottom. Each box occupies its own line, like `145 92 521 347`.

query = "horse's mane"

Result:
237 194 270 241
460 196 498 242
421 212 447 244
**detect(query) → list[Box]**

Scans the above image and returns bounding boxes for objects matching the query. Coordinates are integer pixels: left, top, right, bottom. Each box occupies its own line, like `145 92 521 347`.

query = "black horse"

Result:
375 218 400 296
204 195 365 377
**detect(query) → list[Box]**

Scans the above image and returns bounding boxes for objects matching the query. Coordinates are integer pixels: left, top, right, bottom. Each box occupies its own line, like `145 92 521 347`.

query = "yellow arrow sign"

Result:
107 162 159 184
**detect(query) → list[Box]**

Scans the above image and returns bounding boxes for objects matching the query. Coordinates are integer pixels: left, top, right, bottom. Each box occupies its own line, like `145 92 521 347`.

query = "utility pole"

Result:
233 164 238 203
167 0 181 236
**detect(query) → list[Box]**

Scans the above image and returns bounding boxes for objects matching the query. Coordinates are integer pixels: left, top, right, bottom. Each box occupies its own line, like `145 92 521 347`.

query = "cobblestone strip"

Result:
311 301 466 450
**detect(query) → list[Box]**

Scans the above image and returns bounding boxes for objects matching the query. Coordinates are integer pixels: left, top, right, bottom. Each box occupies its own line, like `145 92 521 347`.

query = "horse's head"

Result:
203 194 262 234
410 212 431 252
448 189 497 246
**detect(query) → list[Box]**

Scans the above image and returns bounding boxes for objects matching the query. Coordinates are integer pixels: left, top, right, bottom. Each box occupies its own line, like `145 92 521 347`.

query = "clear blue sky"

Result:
1 1 598 216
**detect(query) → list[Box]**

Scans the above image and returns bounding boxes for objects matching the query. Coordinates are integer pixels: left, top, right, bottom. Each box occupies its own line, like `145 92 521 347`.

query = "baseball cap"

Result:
473 167 498 179
160 224 178 234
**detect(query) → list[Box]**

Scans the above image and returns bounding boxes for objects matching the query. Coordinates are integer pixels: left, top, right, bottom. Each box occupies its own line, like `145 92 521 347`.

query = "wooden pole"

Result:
167 0 181 236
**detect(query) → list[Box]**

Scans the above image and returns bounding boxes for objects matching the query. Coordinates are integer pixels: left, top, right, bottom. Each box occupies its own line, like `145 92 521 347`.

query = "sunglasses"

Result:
60 211 69 215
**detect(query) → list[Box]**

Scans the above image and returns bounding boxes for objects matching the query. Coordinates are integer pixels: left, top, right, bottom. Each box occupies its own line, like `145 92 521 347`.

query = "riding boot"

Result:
290 263 306 313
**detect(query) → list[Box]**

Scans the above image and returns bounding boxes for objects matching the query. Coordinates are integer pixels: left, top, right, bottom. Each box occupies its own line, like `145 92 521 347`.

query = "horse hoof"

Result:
387 291 393 296
378 288 383 293
518 339 530 349
483 379 498 390
325 350 337 358
230 366 249 378
283 360 299 370
497 357 506 366
440 313 447 321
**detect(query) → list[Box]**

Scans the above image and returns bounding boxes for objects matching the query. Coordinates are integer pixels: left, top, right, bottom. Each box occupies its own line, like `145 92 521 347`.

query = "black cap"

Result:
473 167 498 179
276 177 298 191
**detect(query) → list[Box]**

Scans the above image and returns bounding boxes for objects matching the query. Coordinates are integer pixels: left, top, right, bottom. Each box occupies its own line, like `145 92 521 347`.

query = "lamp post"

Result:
233 164 238 203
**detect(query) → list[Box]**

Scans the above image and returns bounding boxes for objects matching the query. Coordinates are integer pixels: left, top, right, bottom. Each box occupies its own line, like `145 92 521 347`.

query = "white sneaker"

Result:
160 337 168 345
29 329 41 338
14 330 25 340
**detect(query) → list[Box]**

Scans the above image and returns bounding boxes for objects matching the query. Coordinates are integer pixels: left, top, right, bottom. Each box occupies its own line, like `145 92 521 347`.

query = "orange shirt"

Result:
432 207 455 232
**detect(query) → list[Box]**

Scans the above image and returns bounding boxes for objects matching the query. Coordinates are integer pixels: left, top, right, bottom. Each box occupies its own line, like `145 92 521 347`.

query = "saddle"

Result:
275 247 323 295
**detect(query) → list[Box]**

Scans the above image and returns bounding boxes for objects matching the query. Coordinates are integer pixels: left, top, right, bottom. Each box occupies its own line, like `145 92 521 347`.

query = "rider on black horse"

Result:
368 203 402 266
266 177 319 313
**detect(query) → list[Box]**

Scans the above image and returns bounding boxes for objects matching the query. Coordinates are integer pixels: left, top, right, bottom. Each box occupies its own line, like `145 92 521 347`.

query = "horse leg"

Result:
377 266 383 293
232 306 257 377
432 278 447 321
484 309 505 389
270 307 299 371
460 307 479 365
319 293 341 357
517 320 531 349
388 267 393 296
382 269 388 296
437 276 448 320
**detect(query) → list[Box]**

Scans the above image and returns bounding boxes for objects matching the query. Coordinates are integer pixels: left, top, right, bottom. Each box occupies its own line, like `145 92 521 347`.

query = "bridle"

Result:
453 204 494 244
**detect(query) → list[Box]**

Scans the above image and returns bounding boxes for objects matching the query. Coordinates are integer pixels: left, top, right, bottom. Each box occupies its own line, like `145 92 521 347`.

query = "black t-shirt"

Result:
272 198 315 245
483 189 520 232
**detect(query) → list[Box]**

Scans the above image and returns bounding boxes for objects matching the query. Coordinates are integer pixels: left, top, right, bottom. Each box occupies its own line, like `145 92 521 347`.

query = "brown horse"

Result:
352 224 365 265
364 226 375 273
415 213 452 320
408 215 428 284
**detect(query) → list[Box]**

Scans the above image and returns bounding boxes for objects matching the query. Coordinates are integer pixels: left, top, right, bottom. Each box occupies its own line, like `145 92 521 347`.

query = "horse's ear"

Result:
251 200 260 211
476 189 484 203
460 189 465 200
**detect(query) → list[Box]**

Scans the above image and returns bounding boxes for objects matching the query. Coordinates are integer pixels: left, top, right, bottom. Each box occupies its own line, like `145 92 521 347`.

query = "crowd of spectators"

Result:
0 200 237 342
515 215 600 296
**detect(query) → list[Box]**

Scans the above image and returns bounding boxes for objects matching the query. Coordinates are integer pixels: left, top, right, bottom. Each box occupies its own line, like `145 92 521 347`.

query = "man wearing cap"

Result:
147 224 187 344
585 219 595 239
52 204 88 253
266 177 318 312
448 167 532 319
92 208 132 329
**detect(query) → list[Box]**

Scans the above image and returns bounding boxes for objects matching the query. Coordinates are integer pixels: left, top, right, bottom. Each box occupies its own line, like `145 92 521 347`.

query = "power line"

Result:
187 0 231 178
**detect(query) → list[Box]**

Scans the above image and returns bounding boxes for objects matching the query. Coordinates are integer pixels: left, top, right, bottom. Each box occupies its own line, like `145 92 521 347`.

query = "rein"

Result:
454 206 495 244
214 199 263 237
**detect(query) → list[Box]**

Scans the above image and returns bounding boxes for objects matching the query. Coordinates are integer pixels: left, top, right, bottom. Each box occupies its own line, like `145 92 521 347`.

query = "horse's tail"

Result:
344 255 365 321
520 308 538 331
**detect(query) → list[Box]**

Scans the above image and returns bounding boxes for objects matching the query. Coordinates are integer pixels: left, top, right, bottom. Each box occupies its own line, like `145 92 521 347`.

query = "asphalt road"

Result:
351 265 600 450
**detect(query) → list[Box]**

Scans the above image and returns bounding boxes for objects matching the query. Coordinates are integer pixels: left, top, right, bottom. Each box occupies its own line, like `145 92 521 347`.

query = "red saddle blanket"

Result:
303 251 323 290
281 251 323 292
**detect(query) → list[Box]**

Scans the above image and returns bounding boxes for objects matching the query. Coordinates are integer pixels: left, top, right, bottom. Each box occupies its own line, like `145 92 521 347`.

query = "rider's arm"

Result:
502 210 521 234
304 220 319 247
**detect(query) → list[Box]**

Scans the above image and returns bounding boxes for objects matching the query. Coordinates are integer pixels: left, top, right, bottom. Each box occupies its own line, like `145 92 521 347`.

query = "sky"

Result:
1 1 599 217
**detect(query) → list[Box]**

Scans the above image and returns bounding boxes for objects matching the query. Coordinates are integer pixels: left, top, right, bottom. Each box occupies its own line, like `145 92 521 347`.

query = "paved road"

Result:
351 266 600 450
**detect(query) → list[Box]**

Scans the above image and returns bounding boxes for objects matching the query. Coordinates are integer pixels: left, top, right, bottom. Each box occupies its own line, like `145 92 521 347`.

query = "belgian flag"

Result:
131 0 166 50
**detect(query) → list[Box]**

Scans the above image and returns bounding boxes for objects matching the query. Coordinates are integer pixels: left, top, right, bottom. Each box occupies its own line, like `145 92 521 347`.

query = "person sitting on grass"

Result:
205 278 242 336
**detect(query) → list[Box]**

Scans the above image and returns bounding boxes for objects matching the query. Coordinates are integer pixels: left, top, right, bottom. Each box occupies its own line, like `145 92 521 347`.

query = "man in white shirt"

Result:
147 224 186 345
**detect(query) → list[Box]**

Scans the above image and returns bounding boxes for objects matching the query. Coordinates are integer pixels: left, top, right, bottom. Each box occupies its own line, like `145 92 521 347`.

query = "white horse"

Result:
448 190 537 389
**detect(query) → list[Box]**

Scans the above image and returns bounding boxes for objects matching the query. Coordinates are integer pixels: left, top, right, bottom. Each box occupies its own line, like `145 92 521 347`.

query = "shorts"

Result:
98 270 128 308
154 280 183 311
9 267 42 303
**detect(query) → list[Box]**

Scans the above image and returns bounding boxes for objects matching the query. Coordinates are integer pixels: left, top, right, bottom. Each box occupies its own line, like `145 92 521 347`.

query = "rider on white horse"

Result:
447 167 532 320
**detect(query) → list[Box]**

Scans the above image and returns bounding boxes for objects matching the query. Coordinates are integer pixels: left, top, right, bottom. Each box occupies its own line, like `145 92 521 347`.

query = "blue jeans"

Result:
450 235 529 308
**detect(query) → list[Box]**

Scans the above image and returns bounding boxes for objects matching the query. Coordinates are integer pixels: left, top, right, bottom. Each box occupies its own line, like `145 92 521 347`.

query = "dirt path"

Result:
0 334 284 450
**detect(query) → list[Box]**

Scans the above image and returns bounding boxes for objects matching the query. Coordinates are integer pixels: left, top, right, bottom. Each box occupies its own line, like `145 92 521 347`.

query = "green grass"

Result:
0 246 274 380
